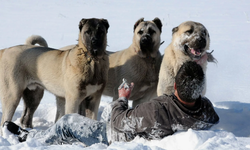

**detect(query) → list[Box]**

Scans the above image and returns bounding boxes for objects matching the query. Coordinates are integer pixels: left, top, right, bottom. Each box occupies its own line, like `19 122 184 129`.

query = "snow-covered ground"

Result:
0 0 250 149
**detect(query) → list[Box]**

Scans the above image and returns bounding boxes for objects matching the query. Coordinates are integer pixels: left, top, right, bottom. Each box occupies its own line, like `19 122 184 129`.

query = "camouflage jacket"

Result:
110 94 219 142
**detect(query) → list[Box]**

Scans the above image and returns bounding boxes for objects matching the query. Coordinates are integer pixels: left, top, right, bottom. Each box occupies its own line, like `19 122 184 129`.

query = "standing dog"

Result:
103 17 163 107
0 18 109 129
157 21 216 96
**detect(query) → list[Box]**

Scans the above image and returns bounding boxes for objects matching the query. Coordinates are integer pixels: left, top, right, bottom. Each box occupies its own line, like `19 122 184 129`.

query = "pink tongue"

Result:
191 48 201 55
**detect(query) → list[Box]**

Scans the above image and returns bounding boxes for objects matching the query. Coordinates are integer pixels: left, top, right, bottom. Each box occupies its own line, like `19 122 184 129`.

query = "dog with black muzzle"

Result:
103 17 163 107
157 21 216 96
0 18 109 131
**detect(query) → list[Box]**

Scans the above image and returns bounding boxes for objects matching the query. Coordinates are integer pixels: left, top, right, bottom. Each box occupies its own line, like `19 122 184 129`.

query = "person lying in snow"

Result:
2 61 219 146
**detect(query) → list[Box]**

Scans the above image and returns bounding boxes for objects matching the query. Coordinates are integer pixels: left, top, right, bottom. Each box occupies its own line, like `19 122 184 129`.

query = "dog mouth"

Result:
140 35 154 54
89 41 105 57
90 47 104 57
90 48 98 55
184 44 202 59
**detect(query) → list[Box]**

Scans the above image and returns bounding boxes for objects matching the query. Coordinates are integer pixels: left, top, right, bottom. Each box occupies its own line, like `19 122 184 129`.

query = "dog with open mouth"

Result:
157 21 216 96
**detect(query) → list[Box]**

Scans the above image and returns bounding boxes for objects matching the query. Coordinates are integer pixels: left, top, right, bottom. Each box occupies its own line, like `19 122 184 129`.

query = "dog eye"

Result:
203 31 207 36
148 28 156 35
185 29 193 35
138 30 143 35
85 30 91 35
97 29 104 36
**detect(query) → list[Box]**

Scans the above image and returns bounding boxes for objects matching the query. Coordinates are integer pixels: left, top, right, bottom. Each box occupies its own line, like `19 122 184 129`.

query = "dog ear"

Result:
172 26 178 35
79 19 88 31
101 19 110 32
134 18 144 32
152 17 162 33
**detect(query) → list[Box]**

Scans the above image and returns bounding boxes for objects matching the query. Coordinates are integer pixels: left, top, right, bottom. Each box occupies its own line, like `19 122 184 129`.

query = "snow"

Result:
0 0 250 149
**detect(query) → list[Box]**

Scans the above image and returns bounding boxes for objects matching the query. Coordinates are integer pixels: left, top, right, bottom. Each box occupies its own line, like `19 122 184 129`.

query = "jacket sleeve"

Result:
203 97 220 124
110 97 157 135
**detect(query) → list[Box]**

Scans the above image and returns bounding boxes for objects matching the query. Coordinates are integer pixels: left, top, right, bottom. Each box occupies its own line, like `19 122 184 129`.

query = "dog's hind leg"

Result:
0 90 22 131
21 87 44 128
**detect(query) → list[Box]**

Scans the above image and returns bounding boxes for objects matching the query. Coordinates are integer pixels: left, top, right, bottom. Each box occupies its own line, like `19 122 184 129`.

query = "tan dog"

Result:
0 18 109 129
157 21 216 96
103 17 163 107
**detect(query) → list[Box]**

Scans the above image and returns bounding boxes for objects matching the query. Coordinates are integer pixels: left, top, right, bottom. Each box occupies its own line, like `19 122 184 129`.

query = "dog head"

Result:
132 17 162 58
78 18 109 58
172 21 210 61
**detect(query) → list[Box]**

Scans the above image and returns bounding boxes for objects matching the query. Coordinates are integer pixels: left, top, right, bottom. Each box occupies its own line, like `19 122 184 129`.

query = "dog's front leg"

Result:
80 92 102 120
55 96 66 122
157 66 175 96
65 94 82 115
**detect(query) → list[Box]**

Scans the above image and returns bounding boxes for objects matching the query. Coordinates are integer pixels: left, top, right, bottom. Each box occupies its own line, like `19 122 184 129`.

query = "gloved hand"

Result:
118 82 134 100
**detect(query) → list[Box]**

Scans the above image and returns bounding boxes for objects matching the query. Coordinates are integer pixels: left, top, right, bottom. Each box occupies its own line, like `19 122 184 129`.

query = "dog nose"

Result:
198 37 205 43
141 34 152 43
91 37 98 45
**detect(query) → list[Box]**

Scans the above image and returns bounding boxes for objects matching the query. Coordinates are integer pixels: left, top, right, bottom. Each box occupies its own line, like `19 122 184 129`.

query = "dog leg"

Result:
55 97 65 122
90 92 102 120
65 94 82 115
157 65 175 96
78 100 86 116
157 77 174 96
21 87 44 128
0 93 22 131
81 93 102 120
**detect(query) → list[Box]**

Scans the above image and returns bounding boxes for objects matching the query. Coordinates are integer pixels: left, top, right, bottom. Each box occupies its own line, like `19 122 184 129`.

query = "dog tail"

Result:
106 50 115 56
207 50 218 63
25 35 48 47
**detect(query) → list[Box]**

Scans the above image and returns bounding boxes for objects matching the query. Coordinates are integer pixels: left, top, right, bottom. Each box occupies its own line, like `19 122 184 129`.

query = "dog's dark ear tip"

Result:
134 18 144 32
172 27 178 35
152 17 162 33
101 19 110 32
79 18 88 31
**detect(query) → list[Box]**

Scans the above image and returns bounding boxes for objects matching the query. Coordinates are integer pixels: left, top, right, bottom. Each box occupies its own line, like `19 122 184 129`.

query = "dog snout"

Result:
91 37 98 45
198 37 206 48
90 49 98 56
93 49 98 54
141 34 152 44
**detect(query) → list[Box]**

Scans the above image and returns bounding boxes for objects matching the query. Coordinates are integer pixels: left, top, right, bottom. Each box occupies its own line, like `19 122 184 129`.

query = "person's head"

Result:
174 61 205 103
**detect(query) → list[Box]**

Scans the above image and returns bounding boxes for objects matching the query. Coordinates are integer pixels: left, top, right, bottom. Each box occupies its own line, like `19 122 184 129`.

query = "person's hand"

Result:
118 82 134 100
